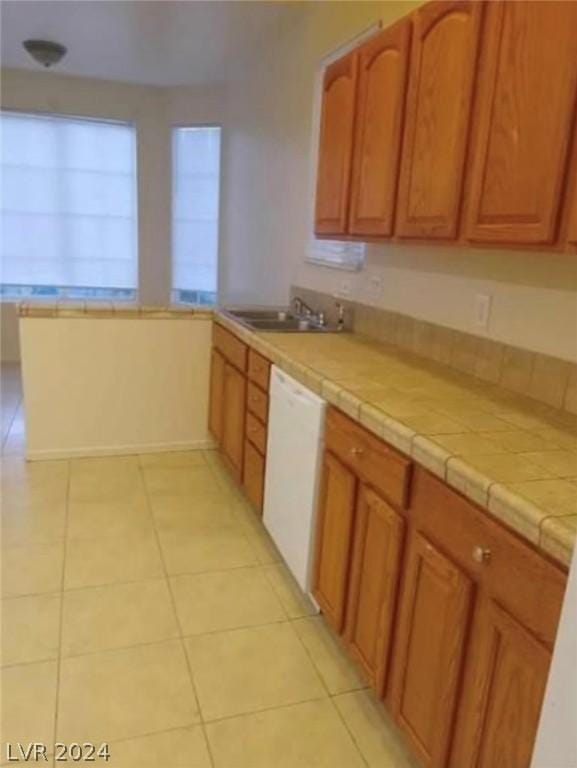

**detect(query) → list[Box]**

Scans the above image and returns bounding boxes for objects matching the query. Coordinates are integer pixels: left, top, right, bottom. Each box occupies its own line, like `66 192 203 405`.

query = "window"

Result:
172 126 221 305
0 111 137 301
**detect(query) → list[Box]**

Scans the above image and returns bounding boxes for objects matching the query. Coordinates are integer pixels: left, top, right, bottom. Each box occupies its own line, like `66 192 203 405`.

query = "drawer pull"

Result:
472 546 492 564
350 447 364 457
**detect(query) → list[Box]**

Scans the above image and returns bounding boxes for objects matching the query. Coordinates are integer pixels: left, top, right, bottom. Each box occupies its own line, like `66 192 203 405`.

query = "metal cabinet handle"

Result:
350 447 364 457
472 546 492 564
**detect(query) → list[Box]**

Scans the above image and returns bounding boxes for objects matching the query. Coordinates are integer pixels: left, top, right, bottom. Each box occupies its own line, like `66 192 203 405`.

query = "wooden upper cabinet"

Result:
345 485 404 693
390 530 475 768
221 362 246 481
314 52 358 236
348 20 411 237
450 599 552 768
312 452 357 633
396 1 484 240
465 1 577 246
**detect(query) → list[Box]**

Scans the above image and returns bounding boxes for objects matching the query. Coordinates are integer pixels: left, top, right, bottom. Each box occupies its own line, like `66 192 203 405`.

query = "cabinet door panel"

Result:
349 20 411 237
314 52 358 236
345 485 404 692
243 439 265 513
396 1 484 239
450 600 551 768
466 1 577 245
390 530 475 768
221 362 246 481
312 452 357 632
208 348 225 445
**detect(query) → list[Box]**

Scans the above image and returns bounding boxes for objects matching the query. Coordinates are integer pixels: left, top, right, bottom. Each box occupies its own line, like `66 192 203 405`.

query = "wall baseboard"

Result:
26 439 216 462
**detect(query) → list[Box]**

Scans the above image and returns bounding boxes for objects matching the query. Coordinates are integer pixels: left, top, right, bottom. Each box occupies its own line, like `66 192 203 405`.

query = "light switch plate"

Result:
474 293 492 330
337 279 352 298
366 273 384 300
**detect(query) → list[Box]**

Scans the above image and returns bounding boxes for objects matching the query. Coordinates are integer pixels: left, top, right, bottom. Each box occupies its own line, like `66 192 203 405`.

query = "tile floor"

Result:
1 367 418 768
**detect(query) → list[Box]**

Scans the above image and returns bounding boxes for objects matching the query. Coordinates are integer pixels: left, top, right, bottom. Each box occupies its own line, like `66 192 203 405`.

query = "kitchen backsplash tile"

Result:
290 285 575 416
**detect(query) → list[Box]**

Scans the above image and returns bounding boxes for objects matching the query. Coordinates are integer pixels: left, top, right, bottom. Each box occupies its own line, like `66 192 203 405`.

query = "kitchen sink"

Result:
224 307 335 333
228 309 293 321
248 318 328 332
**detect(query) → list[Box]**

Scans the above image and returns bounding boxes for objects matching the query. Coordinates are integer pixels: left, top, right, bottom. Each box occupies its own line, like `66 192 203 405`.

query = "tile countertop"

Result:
215 311 577 568
17 302 213 319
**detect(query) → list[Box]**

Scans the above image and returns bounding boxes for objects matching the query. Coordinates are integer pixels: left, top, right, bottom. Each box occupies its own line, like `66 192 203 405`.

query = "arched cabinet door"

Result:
465 1 577 246
314 52 358 236
396 1 484 240
348 20 411 238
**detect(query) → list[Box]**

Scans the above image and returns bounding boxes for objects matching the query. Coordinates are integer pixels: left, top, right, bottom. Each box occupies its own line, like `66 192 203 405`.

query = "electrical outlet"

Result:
474 294 492 330
367 273 384 300
337 278 352 298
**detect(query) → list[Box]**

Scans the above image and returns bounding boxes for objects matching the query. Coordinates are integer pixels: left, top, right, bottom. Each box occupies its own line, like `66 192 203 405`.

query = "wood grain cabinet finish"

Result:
221 362 247 481
312 451 357 632
314 52 359 236
465 1 577 245
348 20 411 237
345 485 405 693
396 0 484 240
389 530 475 768
208 348 225 444
243 439 265 512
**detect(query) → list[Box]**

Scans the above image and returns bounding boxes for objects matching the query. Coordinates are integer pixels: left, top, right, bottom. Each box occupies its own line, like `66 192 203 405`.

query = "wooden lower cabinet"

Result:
208 348 225 444
312 452 357 632
449 599 552 768
345 484 405 692
221 362 246 481
389 530 476 768
243 439 265 512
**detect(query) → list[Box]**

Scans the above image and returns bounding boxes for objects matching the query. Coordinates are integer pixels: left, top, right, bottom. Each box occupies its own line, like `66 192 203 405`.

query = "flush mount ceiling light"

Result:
22 39 67 68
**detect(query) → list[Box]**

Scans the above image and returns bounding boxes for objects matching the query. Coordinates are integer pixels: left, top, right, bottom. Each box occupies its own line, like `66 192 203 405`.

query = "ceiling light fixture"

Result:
22 39 67 68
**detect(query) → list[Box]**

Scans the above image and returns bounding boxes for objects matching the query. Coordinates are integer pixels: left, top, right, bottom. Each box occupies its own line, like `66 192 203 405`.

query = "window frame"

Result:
0 108 139 302
170 122 223 306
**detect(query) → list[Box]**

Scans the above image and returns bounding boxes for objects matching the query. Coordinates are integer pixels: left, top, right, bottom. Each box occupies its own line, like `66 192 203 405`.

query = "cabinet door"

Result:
221 362 246 481
314 52 358 236
345 485 404 693
390 530 475 768
312 452 357 633
450 599 552 768
348 20 411 237
243 439 265 513
208 348 225 445
466 1 577 245
396 1 484 239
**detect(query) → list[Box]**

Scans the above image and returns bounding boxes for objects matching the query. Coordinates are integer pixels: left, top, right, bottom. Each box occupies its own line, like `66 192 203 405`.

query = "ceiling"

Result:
0 1 308 86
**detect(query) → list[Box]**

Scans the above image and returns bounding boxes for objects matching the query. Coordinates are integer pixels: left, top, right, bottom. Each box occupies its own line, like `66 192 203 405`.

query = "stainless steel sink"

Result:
248 318 328 332
229 309 293 321
224 307 334 333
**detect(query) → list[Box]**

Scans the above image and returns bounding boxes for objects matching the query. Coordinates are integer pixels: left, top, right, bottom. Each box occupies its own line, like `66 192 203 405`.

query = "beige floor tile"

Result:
171 566 285 636
67 499 154 540
158 526 257 576
262 563 316 619
105 727 211 768
232 509 281 565
64 534 164 589
1 661 57 755
184 622 325 721
139 451 207 469
61 579 179 656
58 640 200 744
151 494 237 532
205 699 365 768
142 466 220 497
292 616 366 695
1 499 66 547
1 593 61 666
2 542 64 597
334 690 420 768
69 457 145 504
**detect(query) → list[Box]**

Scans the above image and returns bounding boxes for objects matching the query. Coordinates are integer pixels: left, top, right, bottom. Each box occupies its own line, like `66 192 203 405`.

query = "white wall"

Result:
223 1 577 362
0 68 228 360
20 317 213 458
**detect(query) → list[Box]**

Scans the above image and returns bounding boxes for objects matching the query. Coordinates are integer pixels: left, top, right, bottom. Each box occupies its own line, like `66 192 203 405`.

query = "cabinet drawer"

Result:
247 382 268 423
248 349 271 391
411 468 567 646
246 411 267 454
243 439 265 513
213 323 247 372
326 407 412 510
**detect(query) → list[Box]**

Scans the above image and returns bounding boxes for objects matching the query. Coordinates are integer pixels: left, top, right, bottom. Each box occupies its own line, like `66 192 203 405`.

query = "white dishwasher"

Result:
263 366 326 598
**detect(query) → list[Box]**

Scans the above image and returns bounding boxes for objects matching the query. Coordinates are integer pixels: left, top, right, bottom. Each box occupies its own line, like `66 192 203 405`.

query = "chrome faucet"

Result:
335 301 345 332
292 296 315 319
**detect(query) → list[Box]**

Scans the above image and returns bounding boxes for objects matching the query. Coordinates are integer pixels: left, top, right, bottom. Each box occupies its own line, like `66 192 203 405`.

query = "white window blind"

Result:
0 111 137 299
172 126 221 305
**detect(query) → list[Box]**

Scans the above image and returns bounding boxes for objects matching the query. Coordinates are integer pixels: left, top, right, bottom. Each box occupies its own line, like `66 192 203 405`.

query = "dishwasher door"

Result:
263 366 326 595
